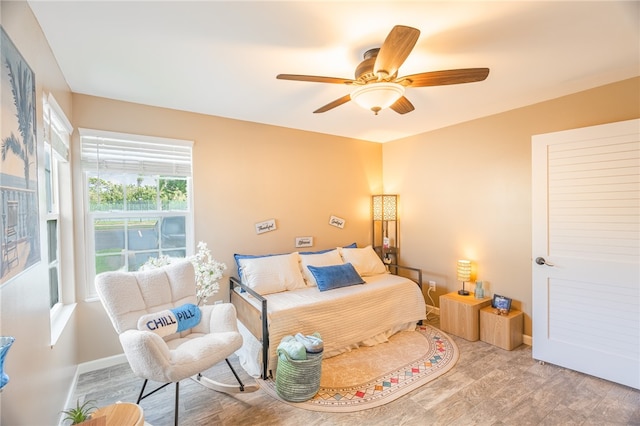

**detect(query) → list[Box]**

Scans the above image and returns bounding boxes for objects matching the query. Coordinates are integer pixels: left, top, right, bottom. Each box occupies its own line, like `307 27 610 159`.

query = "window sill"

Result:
50 303 77 348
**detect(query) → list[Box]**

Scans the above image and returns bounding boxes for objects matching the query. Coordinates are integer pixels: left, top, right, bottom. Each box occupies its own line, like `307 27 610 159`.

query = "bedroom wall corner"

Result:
383 76 640 337
1 2 77 425
70 93 384 363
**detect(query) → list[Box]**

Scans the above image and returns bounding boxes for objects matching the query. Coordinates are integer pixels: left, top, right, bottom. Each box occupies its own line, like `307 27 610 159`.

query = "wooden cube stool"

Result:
439 292 492 341
479 306 523 350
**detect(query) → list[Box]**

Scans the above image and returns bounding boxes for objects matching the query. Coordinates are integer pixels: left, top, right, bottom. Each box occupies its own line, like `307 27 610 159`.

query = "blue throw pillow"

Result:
233 252 284 276
234 243 357 274
307 263 365 292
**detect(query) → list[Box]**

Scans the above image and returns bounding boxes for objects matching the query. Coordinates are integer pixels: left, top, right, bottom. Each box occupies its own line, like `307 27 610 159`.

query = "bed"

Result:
229 245 427 378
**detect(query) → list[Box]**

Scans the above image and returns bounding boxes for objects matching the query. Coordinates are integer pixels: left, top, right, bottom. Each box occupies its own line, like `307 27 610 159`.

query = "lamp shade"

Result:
351 82 404 114
457 260 471 282
372 194 397 221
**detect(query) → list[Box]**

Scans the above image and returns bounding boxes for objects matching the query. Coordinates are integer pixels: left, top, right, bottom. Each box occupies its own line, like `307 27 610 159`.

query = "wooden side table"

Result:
439 292 491 341
480 306 524 350
91 402 144 426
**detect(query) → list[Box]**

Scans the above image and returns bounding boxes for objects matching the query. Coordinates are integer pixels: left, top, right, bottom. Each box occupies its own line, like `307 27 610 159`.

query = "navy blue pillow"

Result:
307 263 365 292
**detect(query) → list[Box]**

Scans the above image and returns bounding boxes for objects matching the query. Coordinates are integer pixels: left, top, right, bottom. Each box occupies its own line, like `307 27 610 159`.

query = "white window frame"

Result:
44 142 61 311
43 94 74 346
79 129 194 300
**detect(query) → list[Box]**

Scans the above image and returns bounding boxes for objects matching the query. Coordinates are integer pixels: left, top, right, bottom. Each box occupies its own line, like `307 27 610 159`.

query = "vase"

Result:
0 336 15 389
474 282 484 299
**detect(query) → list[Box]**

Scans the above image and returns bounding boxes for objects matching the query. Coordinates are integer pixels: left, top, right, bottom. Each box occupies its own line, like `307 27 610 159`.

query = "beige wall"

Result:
1 2 638 424
1 2 76 425
383 77 640 336
71 94 383 363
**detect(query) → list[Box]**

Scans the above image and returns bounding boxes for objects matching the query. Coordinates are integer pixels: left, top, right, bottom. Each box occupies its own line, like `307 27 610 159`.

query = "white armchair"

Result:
95 260 254 426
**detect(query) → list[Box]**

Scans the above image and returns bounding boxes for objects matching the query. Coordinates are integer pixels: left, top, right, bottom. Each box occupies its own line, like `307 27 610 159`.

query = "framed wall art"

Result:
295 237 313 248
492 294 512 315
1 28 40 284
255 219 276 234
329 215 345 229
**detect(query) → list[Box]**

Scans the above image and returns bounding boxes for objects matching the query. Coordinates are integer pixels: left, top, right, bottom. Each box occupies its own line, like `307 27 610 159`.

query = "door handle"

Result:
535 257 555 267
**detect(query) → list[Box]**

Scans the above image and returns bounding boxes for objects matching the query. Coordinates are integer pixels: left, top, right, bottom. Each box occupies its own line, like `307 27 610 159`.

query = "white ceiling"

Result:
28 1 639 143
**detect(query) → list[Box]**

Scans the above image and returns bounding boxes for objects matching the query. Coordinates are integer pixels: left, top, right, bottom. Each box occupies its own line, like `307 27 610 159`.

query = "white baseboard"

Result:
61 354 128 425
426 304 440 317
77 353 127 374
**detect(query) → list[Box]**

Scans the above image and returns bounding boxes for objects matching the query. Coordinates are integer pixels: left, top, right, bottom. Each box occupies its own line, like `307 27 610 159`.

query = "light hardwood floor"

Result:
70 317 640 426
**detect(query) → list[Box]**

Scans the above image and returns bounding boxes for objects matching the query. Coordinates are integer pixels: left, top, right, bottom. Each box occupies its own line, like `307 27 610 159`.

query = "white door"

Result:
532 119 639 390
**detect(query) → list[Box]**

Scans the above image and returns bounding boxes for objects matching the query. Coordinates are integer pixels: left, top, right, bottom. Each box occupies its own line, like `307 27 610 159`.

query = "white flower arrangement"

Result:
140 241 226 305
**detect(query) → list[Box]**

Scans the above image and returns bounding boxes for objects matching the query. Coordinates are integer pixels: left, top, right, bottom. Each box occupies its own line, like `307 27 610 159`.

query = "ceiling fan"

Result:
277 25 489 115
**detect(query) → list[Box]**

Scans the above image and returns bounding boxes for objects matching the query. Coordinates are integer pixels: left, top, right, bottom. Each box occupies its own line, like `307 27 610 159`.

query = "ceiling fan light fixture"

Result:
350 82 404 115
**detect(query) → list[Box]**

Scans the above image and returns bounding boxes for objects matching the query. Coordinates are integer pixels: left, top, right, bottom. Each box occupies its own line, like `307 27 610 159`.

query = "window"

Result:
43 95 71 315
80 129 193 299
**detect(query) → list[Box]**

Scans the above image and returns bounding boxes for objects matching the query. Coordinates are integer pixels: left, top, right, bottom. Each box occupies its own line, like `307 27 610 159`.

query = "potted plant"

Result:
61 399 98 425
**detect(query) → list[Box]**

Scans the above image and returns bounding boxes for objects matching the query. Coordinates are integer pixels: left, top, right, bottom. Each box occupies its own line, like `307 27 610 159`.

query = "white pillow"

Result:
238 252 306 294
299 249 344 286
338 245 387 276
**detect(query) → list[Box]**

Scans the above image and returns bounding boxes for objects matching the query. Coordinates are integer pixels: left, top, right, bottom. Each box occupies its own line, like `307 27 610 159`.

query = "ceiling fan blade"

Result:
398 68 490 87
373 25 420 79
390 96 415 114
277 74 355 85
313 94 351 113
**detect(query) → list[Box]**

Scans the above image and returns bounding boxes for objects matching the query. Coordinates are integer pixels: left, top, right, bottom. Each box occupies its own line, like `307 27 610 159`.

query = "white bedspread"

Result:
235 273 426 377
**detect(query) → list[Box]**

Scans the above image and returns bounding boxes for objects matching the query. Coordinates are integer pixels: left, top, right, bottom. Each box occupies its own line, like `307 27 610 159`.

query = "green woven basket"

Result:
275 349 323 402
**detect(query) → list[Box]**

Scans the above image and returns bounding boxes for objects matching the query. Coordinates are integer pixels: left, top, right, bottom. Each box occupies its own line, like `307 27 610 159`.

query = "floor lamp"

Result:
372 194 398 264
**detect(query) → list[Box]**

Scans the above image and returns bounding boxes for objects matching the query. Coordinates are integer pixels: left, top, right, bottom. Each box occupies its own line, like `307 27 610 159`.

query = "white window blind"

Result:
80 129 193 177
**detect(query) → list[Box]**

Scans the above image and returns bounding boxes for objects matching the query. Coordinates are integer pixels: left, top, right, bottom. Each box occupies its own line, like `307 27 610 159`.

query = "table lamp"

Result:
457 260 471 296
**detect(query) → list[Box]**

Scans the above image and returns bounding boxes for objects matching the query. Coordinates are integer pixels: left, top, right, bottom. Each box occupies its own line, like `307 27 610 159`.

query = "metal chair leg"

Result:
134 361 255 424
225 358 245 391
137 379 148 404
174 381 179 426
137 379 172 402
137 378 181 423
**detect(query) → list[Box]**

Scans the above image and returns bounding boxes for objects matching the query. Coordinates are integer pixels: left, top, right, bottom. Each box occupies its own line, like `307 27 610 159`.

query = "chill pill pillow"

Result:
137 303 202 337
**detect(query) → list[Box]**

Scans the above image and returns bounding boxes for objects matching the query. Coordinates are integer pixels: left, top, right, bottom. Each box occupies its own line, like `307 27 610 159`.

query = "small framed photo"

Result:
329 215 345 229
492 294 512 315
255 219 276 234
295 237 313 248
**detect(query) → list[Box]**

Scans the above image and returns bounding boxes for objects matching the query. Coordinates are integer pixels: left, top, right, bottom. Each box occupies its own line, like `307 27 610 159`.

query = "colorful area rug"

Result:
258 324 458 412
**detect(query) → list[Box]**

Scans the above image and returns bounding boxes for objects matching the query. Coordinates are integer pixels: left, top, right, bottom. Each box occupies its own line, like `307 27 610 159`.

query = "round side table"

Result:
92 402 144 426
